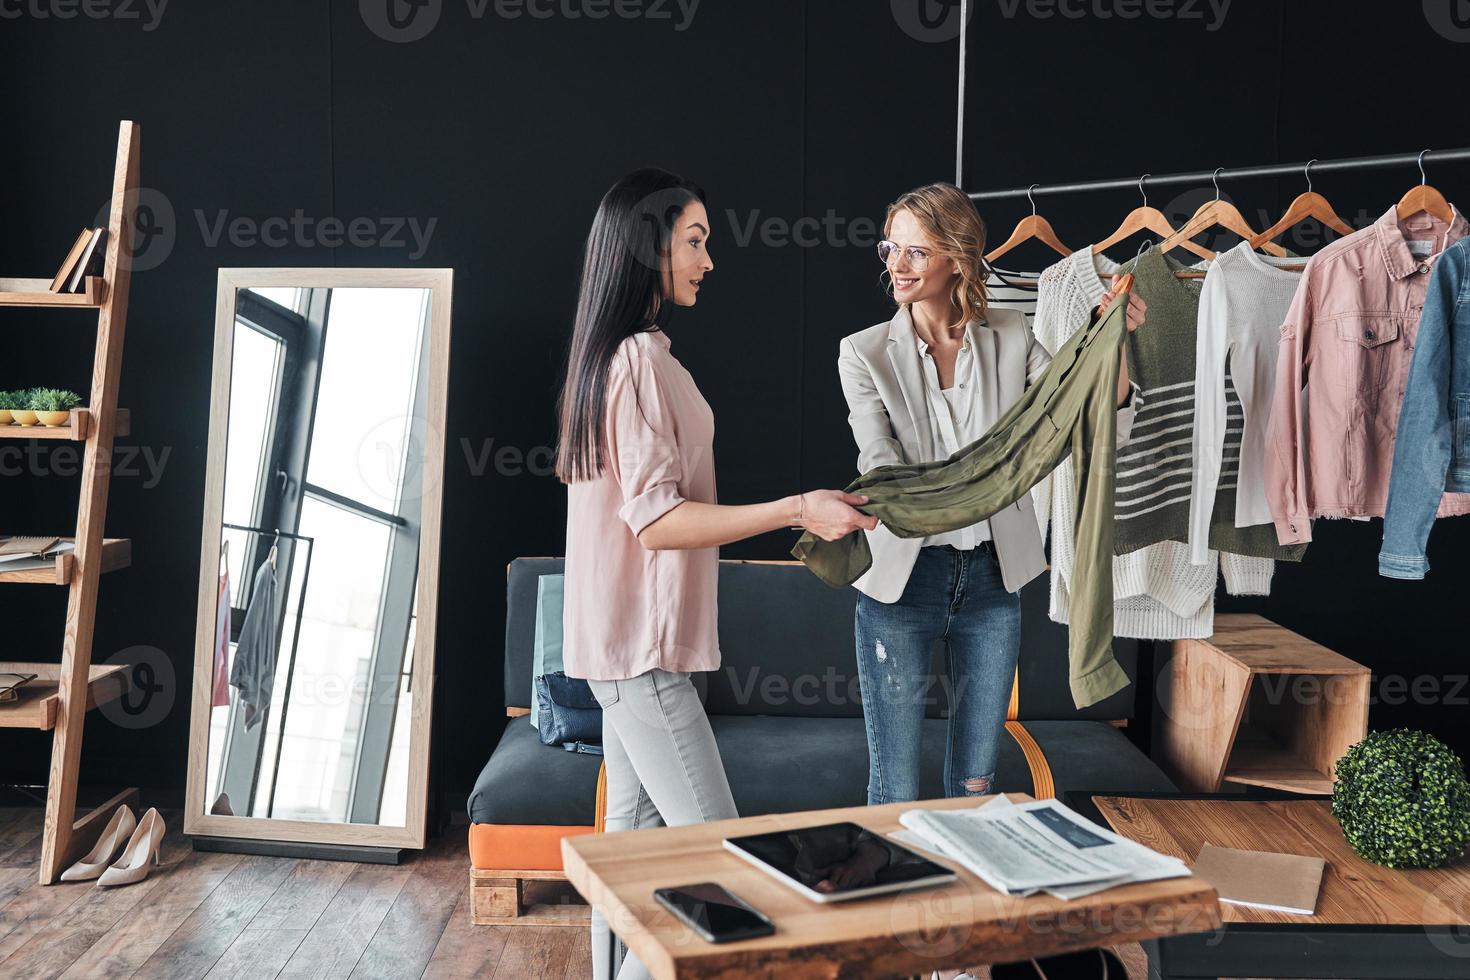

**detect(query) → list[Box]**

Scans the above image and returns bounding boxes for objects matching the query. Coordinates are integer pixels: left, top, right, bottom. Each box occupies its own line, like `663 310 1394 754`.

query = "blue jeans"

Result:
855 544 1021 805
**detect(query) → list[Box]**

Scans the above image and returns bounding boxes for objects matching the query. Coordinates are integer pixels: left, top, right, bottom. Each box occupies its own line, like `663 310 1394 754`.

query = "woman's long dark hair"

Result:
556 168 705 483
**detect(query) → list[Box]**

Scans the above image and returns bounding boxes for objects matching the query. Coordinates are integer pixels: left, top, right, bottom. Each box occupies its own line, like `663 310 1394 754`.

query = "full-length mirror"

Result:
186 269 452 852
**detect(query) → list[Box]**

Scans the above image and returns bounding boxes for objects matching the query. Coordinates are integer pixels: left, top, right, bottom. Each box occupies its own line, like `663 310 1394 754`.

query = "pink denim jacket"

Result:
1267 206 1470 544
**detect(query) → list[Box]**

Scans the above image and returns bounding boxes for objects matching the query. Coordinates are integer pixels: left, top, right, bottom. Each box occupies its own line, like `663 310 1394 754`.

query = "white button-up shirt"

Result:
914 325 992 550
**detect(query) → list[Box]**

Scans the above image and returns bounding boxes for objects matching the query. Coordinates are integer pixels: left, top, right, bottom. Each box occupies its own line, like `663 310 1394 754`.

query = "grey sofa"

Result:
466 557 1175 923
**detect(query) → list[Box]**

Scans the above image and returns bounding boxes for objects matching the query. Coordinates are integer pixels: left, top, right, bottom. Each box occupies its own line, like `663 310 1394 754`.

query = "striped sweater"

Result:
1035 247 1274 641
1118 247 1303 560
985 269 1048 539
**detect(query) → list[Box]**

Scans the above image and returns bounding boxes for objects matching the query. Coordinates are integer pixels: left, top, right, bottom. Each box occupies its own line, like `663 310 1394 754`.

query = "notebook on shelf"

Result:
0 537 74 568
0 535 63 558
1191 843 1326 915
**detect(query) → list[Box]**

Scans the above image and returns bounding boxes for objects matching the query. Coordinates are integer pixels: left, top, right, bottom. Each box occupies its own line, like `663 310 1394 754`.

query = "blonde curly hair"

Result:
884 182 990 328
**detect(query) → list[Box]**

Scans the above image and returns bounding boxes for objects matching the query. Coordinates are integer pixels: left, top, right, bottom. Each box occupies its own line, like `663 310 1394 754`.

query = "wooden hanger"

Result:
1249 159 1355 251
1158 167 1288 262
1095 239 1150 313
1396 149 1455 223
985 184 1072 264
1093 174 1212 260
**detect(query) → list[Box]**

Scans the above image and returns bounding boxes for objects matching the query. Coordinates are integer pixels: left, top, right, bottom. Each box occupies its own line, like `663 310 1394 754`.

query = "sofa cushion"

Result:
1019 720 1177 798
468 714 1174 827
504 558 1141 723
470 718 605 826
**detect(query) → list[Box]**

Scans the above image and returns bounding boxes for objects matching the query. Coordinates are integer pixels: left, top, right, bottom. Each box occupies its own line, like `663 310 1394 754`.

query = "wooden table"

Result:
563 793 1221 979
1095 796 1470 978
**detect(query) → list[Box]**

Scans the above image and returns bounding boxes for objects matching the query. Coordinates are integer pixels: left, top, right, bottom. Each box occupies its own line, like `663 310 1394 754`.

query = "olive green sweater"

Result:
1116 247 1305 560
794 289 1133 709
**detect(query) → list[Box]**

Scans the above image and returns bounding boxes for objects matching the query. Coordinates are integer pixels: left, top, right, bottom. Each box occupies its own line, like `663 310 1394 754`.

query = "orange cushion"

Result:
468 823 596 871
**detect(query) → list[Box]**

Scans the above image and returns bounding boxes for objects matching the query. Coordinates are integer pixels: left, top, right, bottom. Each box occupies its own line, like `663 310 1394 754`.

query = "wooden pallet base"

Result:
469 868 590 927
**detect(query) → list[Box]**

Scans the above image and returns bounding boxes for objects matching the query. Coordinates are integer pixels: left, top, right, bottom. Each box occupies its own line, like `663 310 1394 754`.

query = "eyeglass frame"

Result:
0 672 39 702
877 239 937 271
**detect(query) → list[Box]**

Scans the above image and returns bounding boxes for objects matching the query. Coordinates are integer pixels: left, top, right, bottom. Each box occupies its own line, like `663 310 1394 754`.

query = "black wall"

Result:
4 1 1469 799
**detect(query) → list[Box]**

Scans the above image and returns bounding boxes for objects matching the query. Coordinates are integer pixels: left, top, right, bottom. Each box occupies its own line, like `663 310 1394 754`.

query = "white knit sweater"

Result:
1034 248 1274 640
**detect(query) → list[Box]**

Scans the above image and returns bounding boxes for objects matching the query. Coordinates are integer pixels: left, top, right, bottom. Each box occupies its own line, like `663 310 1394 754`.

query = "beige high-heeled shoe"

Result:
59 805 136 882
97 807 165 887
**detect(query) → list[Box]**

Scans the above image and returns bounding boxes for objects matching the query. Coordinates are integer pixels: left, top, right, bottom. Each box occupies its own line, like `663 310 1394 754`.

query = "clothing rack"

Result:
964 149 1470 202
221 522 315 546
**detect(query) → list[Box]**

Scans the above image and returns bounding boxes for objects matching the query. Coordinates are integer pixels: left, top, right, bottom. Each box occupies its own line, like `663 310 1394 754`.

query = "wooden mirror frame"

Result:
184 267 453 851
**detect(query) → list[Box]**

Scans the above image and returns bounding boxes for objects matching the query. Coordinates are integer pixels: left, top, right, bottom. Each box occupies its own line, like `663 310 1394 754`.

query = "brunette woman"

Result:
558 168 876 980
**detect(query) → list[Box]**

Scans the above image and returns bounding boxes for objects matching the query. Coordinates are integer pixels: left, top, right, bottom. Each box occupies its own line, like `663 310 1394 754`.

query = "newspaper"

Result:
894 796 1190 900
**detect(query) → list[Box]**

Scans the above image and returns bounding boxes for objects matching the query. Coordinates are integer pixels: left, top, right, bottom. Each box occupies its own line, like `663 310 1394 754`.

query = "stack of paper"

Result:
893 796 1192 900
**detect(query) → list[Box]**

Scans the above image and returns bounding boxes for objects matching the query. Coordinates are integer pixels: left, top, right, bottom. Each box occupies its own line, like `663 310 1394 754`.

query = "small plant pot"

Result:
36 410 71 427
0 410 12 425
12 409 38 426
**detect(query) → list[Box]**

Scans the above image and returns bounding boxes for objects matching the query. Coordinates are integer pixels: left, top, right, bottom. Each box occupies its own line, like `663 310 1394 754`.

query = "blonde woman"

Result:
838 183 1145 816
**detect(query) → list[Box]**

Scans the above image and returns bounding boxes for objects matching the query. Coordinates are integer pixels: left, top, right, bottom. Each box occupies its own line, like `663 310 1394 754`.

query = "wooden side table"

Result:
563 793 1220 980
1095 795 1470 979
1152 614 1370 794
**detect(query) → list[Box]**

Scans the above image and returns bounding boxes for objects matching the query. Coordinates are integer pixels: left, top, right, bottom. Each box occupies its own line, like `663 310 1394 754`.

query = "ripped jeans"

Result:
854 543 1021 805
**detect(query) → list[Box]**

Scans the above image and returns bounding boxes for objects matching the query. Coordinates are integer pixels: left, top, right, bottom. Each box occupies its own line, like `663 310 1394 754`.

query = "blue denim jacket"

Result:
1380 237 1470 578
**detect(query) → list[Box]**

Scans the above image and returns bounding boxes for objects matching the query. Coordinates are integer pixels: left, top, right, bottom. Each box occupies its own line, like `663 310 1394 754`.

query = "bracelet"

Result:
796 492 806 527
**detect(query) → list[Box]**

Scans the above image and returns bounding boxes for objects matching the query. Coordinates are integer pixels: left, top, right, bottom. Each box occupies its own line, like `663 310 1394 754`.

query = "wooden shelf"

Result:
0 408 130 441
17 120 142 885
0 276 104 308
1222 738 1336 795
0 538 131 585
1154 614 1370 795
0 661 129 730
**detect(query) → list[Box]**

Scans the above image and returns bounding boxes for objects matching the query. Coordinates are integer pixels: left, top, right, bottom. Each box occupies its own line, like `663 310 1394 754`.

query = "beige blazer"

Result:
837 305 1138 602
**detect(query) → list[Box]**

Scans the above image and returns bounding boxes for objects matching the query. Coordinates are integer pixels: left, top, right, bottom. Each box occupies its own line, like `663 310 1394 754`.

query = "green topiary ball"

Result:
1332 729 1470 869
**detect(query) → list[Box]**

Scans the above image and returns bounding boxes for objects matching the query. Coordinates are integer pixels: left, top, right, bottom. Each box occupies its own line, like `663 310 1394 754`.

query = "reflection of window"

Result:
265 288 427 825
221 324 283 604
265 497 392 822
247 286 304 314
307 288 427 510
209 286 427 827
379 595 417 826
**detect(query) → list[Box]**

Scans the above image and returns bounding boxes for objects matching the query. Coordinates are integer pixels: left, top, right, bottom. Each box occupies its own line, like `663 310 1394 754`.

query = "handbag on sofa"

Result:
535 671 602 754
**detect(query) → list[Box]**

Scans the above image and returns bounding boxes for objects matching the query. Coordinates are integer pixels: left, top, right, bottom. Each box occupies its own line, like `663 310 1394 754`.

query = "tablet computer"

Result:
722 821 956 903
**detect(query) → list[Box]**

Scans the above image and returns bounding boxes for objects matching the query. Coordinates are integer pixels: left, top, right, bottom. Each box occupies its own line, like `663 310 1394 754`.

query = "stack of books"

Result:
50 228 107 292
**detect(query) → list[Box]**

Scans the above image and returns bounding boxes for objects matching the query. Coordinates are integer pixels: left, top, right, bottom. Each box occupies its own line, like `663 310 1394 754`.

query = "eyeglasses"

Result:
0 672 38 703
877 240 933 271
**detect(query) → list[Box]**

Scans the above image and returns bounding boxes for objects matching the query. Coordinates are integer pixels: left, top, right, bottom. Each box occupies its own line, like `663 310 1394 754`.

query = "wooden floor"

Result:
2 806 1160 979
0 807 592 980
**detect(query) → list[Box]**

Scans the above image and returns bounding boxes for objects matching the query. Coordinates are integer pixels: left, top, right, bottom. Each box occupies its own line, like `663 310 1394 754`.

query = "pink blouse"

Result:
562 330 721 681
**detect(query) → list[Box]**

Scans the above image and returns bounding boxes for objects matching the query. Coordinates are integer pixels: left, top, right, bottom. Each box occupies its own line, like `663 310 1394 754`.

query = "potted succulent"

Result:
30 388 83 427
10 388 39 426
0 390 22 425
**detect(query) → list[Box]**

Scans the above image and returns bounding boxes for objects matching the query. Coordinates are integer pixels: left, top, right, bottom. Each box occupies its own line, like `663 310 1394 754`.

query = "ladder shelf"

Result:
0 120 142 885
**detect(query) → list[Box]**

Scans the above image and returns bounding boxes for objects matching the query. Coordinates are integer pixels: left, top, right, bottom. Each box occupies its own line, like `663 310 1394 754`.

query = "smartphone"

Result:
653 882 775 943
